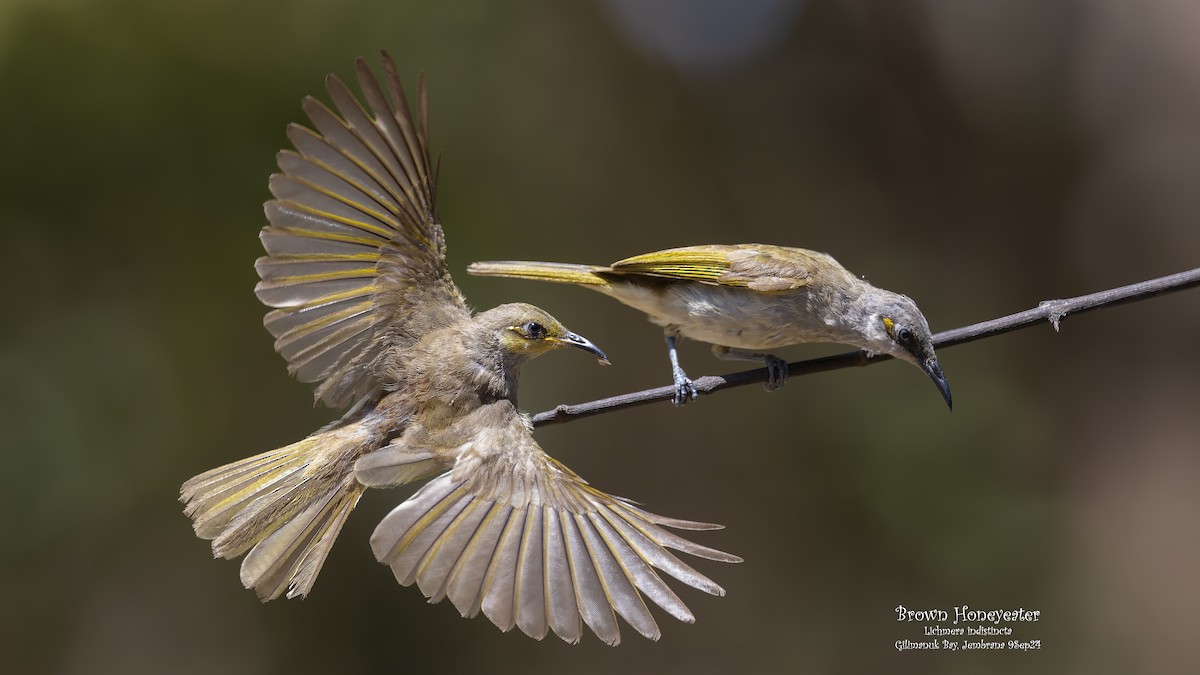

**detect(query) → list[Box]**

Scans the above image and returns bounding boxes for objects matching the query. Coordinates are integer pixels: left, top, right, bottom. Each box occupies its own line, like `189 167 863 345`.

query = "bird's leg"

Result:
664 333 698 405
712 345 789 391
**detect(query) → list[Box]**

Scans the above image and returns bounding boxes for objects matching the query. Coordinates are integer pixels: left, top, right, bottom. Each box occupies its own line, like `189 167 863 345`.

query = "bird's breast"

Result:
608 280 857 350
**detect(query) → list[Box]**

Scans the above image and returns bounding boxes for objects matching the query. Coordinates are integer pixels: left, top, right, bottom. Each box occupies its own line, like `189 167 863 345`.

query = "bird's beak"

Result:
557 332 611 365
922 356 953 410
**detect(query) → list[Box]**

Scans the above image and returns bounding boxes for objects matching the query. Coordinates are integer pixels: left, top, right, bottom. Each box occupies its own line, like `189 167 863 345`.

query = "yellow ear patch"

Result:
882 316 895 336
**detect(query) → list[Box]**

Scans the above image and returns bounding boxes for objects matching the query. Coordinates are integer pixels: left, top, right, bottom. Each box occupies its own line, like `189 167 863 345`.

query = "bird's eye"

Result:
897 327 912 343
522 321 546 339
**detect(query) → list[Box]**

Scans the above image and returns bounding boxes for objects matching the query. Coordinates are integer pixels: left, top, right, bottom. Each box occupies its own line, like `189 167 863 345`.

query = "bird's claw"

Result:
672 369 698 405
763 355 789 392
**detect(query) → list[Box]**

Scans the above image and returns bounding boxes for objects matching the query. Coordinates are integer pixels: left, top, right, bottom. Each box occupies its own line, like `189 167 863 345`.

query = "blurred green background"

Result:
2 0 1198 673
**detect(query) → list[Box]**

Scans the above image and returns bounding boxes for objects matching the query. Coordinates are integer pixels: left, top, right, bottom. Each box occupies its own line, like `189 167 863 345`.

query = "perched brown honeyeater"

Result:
468 245 952 407
179 52 739 646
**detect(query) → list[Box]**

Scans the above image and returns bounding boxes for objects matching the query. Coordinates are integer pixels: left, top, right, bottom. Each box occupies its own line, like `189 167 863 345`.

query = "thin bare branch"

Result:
531 266 1200 427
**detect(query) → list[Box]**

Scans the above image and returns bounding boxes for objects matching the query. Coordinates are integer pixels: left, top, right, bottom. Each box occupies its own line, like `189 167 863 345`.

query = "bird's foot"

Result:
762 354 789 392
672 368 698 405
665 333 697 405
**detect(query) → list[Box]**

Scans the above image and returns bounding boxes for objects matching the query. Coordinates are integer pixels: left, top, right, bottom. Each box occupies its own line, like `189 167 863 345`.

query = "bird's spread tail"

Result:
180 426 369 600
466 261 611 287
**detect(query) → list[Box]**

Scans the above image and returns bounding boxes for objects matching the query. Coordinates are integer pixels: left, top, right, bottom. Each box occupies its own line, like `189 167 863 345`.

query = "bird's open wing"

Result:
359 402 740 645
611 243 827 292
255 52 468 408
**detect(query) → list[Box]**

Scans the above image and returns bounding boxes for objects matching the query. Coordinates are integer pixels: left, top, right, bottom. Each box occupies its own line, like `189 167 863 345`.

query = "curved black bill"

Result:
560 332 611 365
923 357 953 410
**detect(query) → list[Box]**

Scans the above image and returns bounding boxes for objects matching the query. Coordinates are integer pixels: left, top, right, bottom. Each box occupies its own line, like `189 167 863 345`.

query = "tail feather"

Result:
466 261 611 287
180 429 367 600
182 446 311 541
240 483 361 600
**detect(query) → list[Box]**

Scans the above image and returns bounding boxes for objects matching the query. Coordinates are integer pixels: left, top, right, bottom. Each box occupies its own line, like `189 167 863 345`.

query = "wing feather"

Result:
415 497 490 601
367 402 738 644
613 502 742 563
610 244 818 291
257 53 467 408
576 513 660 640
275 315 378 383
286 124 403 215
351 62 431 216
562 512 619 645
268 174 400 236
368 475 468 583
378 58 435 208
478 505 526 632
263 296 373 338
587 510 693 624
262 201 390 248
444 502 512 617
514 506 549 639
274 151 402 226
325 75 424 216
260 229 380 257
299 96 412 213
268 300 375 355
609 246 732 283
543 509 583 643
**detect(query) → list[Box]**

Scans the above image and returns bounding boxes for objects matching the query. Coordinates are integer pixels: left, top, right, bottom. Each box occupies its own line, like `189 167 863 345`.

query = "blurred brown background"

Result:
2 0 1198 673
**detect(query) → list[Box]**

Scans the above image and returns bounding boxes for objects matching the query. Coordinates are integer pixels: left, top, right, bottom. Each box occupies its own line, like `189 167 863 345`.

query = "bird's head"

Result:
861 291 952 409
478 303 610 368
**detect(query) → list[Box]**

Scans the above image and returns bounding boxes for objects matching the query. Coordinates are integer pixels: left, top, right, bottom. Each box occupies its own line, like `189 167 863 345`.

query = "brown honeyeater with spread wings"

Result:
468 245 952 407
180 52 739 646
